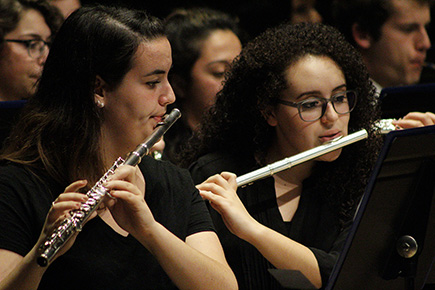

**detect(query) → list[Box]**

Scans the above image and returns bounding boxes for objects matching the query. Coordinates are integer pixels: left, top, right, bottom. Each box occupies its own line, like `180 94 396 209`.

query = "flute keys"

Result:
80 203 91 212
87 198 97 206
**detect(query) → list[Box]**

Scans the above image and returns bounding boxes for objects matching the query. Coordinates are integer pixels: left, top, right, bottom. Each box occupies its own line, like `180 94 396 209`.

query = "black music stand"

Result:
379 83 435 119
325 125 435 290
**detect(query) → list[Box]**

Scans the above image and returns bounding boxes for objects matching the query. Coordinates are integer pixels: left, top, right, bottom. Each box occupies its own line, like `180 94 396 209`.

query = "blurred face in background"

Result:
184 29 242 129
361 0 431 87
291 0 322 24
0 8 51 101
49 0 81 18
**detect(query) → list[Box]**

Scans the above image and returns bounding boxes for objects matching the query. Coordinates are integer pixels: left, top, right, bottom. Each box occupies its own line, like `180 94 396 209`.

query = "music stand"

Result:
325 125 435 290
379 83 435 119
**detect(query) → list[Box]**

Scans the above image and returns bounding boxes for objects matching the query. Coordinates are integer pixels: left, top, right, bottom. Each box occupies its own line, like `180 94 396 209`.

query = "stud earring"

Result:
96 99 104 108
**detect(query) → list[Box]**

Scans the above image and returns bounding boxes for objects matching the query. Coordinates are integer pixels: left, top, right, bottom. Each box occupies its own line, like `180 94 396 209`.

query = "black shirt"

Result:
190 152 350 290
0 156 214 290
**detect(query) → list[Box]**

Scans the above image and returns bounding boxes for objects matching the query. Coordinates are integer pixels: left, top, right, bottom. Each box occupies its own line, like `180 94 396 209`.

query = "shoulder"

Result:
0 162 31 180
0 162 54 201
0 163 40 193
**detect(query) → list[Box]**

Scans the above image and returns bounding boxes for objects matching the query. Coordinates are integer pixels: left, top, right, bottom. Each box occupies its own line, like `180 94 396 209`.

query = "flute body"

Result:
236 129 368 187
37 108 181 267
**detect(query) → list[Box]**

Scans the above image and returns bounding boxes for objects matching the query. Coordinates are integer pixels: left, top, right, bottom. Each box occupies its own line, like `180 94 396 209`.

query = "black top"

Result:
0 156 214 290
189 152 350 290
0 100 26 150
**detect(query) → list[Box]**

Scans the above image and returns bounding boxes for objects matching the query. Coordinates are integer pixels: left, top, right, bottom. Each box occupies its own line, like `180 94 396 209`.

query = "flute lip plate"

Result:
326 135 343 144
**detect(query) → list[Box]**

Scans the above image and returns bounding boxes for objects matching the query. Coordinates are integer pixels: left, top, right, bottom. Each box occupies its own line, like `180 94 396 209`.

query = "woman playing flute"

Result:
182 22 400 289
0 5 237 290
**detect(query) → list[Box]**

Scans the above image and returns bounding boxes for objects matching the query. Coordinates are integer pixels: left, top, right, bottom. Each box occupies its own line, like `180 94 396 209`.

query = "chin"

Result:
318 149 342 162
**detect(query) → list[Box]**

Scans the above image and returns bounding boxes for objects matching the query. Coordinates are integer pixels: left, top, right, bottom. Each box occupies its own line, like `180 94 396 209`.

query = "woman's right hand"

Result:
196 172 260 241
35 180 90 264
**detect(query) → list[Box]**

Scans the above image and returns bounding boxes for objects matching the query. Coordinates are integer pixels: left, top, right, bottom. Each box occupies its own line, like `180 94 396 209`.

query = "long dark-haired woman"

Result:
0 5 237 290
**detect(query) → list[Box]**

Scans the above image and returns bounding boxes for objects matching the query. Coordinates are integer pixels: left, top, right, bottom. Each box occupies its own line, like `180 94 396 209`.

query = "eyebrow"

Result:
143 69 166 77
296 84 347 100
16 33 47 40
208 60 231 65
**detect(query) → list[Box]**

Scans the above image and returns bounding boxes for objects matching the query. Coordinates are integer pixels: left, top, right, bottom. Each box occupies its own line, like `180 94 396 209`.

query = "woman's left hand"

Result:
393 111 435 128
196 172 259 241
103 165 156 236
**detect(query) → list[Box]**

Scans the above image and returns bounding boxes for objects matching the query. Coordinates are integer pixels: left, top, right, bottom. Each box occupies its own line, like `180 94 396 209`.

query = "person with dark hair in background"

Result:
0 0 63 101
332 0 432 92
162 7 242 165
182 22 383 289
0 0 63 150
0 5 237 290
290 0 322 24
49 0 80 18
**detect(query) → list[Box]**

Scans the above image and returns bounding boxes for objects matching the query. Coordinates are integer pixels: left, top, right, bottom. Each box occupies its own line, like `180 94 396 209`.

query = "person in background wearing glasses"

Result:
179 22 383 289
0 0 63 102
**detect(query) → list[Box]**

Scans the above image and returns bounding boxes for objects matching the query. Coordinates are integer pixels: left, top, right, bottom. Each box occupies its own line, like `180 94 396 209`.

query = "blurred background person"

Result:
81 0 323 40
332 0 432 93
49 0 80 18
290 0 322 24
0 0 63 150
162 7 242 165
0 0 63 102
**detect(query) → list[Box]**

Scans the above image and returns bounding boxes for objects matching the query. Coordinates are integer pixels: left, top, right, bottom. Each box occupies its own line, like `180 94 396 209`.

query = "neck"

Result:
99 127 129 171
266 141 314 186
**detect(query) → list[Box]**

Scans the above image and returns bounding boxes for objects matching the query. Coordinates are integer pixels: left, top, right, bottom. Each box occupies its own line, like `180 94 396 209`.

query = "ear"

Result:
94 75 107 107
261 106 278 127
351 23 373 49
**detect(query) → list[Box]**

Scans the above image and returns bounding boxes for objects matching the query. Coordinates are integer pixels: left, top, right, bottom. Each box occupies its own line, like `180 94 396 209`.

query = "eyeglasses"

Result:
276 90 357 122
3 39 50 59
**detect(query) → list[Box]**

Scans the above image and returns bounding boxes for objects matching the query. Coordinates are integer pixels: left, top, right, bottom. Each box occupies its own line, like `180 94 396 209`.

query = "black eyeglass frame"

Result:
3 39 51 59
276 90 358 122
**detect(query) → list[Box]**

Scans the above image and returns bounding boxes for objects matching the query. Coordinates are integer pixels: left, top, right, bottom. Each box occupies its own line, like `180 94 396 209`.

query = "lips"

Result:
411 57 426 68
319 131 342 142
152 112 167 127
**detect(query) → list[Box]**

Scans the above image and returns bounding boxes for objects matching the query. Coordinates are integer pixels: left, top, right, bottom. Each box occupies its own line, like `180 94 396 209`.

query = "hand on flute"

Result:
393 111 435 129
37 180 91 263
104 165 157 239
197 172 261 242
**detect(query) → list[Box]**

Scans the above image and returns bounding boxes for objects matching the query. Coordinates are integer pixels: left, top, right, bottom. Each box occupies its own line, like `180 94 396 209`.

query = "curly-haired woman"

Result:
184 22 384 289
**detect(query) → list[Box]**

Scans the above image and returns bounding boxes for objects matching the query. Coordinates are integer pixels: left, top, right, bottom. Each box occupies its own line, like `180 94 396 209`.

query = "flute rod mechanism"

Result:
36 108 181 267
236 129 368 187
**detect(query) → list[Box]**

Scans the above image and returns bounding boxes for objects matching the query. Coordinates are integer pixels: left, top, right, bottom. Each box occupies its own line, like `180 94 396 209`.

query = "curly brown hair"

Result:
183 22 383 224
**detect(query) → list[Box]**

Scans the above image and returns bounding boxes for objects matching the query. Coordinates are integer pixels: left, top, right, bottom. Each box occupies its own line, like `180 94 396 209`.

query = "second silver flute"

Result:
37 108 181 267
236 129 368 187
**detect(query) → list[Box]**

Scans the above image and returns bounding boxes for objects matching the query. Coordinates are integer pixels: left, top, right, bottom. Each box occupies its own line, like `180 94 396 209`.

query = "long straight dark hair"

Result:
1 5 165 189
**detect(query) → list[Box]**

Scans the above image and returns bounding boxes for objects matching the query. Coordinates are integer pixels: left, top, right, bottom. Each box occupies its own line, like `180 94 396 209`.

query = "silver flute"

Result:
236 129 368 187
37 108 181 267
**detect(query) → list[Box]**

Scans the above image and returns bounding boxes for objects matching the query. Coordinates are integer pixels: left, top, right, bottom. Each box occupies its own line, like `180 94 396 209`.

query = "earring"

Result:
96 99 104 108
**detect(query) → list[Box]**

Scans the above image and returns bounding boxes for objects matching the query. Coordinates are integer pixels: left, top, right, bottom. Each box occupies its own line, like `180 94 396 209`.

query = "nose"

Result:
37 47 49 66
321 102 339 124
417 26 431 51
159 82 176 106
